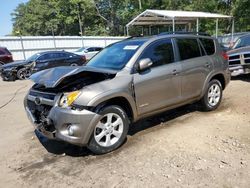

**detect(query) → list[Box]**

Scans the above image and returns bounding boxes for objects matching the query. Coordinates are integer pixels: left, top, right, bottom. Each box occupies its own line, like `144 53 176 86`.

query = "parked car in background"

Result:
226 33 250 76
24 34 230 154
0 47 13 65
218 32 250 50
74 47 103 61
228 47 250 76
0 51 86 81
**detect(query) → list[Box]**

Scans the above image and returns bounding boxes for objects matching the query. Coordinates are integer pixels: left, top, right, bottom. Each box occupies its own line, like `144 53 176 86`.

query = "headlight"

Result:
59 91 81 108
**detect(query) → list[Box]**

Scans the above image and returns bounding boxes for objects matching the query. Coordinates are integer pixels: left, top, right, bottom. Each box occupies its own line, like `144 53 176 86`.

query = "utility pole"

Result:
138 0 142 9
77 3 84 47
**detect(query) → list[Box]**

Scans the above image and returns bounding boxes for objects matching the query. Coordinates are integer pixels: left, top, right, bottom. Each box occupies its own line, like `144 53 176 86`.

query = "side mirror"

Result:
84 50 88 53
137 58 153 72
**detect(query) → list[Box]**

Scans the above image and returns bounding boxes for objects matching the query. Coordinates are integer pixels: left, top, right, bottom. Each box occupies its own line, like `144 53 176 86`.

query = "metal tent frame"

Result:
126 9 233 38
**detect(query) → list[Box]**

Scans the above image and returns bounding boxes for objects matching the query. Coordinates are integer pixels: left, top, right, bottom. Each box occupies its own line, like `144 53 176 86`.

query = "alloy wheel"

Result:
207 83 221 106
94 113 124 147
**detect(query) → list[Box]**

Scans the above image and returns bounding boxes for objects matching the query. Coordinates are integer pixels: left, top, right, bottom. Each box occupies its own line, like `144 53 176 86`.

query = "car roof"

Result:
126 34 214 43
38 51 73 55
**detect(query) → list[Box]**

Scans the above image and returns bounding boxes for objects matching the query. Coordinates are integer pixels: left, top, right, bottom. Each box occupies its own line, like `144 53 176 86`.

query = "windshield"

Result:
27 53 40 61
86 40 146 70
75 47 87 52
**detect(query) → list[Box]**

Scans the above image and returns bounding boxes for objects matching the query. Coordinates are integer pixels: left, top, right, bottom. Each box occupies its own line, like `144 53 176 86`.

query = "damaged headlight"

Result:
59 91 81 108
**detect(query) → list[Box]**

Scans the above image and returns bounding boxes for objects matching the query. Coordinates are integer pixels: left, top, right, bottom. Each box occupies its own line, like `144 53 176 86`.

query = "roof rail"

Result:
158 32 211 36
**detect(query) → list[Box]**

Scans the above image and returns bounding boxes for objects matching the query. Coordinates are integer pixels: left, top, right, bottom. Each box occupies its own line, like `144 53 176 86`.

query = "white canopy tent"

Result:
126 9 234 38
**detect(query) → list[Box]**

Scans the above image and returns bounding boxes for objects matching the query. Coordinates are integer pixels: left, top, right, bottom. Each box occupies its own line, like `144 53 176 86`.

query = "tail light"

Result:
221 52 229 61
81 55 86 62
7 55 13 61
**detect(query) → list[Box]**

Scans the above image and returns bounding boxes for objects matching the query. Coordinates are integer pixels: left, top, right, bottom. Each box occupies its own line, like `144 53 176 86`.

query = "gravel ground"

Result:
0 77 250 188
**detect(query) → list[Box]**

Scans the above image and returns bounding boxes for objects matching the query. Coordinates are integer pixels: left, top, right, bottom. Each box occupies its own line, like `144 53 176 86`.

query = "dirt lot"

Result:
0 77 250 188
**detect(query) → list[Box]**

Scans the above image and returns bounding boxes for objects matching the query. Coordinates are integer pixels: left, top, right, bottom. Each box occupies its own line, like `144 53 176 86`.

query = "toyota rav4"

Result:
24 34 230 154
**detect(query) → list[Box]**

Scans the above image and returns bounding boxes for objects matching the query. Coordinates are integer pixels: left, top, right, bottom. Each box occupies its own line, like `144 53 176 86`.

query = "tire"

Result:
200 79 223 111
70 63 78 66
87 105 129 154
17 68 30 80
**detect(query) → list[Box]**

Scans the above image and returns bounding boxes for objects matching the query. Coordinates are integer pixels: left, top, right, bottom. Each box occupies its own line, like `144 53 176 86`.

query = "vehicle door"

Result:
35 53 53 71
62 52 80 66
52 52 70 67
133 38 182 116
175 37 212 100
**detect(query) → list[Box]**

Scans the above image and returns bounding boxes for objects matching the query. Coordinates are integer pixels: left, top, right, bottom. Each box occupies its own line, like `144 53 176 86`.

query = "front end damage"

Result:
0 68 17 81
24 66 116 146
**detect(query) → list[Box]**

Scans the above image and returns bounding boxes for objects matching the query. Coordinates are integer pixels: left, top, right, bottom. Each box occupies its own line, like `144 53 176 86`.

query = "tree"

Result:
11 0 250 36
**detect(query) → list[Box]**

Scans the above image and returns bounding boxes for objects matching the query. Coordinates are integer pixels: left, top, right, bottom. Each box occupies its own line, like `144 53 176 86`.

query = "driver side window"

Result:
139 39 175 68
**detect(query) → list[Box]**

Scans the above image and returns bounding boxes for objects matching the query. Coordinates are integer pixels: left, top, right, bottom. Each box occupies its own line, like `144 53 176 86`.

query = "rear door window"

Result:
139 39 175 68
176 38 201 60
200 38 215 55
95 47 103 51
0 50 5 55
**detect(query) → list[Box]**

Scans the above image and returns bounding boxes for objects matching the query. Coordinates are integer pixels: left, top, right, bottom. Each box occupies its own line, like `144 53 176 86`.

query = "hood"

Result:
2 60 30 69
30 66 117 88
227 46 250 55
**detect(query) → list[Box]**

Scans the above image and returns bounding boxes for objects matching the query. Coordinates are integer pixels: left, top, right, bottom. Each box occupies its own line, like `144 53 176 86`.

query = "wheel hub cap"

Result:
94 113 124 147
207 83 221 106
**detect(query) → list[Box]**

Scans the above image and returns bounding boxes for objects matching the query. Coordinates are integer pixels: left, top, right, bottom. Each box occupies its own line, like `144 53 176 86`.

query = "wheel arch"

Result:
201 72 227 98
209 74 226 90
89 93 137 123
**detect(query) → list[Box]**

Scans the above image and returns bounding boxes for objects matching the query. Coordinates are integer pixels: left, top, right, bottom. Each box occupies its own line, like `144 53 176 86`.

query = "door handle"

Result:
205 62 211 68
172 69 179 75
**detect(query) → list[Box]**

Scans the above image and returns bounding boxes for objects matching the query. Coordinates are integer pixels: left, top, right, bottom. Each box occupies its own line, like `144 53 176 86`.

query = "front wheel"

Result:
17 68 31 80
88 105 129 154
200 79 223 111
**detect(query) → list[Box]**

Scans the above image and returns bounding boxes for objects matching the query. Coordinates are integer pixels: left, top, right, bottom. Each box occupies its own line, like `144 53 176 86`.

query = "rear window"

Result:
176 38 201 60
200 38 215 55
0 48 11 55
0 50 5 55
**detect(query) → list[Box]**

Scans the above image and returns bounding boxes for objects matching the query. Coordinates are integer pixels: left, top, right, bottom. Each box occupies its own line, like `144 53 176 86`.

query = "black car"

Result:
0 51 86 81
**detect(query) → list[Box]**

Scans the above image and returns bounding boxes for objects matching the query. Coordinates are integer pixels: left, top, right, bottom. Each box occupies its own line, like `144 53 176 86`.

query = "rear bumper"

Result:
24 95 101 146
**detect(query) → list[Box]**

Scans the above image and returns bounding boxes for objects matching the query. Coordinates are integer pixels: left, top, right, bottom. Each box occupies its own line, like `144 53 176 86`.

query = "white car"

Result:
74 47 103 61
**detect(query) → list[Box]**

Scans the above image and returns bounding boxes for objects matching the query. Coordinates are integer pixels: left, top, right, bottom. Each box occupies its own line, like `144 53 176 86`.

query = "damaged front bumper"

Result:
0 69 16 81
24 92 101 146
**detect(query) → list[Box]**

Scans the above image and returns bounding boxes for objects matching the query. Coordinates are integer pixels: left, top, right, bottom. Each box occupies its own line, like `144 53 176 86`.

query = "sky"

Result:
0 0 29 36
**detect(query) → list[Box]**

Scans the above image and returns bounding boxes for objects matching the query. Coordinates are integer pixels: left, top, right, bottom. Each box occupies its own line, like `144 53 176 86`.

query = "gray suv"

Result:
24 34 230 154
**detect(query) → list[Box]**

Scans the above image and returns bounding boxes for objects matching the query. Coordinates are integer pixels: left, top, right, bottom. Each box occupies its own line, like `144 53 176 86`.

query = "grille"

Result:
229 54 240 60
229 54 240 65
244 53 250 58
27 90 56 132
29 90 56 101
229 53 250 66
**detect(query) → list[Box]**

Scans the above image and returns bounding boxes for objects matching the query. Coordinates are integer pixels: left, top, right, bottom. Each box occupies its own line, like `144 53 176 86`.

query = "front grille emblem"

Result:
34 97 42 105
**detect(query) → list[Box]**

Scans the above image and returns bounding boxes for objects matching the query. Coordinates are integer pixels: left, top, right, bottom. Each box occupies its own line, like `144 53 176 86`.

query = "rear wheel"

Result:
70 63 78 66
88 105 129 154
200 79 222 111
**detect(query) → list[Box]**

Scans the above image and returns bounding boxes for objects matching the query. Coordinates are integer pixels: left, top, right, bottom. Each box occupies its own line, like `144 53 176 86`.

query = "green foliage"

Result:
11 0 250 36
